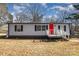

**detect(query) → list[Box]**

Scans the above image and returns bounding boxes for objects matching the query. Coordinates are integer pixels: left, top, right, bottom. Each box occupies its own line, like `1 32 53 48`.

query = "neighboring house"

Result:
7 22 71 39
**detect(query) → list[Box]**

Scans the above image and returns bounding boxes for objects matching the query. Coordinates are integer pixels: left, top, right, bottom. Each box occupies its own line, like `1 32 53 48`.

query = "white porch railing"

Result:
46 30 63 37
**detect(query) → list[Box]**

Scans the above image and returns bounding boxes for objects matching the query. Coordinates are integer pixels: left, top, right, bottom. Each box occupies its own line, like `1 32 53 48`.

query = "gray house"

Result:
7 22 71 39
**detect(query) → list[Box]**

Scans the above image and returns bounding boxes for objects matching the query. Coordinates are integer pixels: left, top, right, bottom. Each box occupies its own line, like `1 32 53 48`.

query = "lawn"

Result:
0 37 79 56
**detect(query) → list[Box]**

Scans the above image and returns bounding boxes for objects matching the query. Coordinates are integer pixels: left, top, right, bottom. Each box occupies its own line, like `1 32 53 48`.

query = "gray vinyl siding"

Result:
8 23 70 36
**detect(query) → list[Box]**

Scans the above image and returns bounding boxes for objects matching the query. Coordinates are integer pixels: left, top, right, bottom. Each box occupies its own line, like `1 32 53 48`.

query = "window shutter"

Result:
58 25 60 30
35 25 36 31
21 25 23 31
15 25 17 31
64 25 66 32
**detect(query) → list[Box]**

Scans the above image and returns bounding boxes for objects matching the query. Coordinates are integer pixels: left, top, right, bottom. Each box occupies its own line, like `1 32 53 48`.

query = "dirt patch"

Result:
69 38 79 42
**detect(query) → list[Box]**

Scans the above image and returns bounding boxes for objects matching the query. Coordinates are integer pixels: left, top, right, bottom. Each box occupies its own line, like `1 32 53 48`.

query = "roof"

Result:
7 22 71 24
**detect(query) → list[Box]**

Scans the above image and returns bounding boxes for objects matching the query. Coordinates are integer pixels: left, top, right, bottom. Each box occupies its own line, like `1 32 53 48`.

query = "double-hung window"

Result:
15 25 23 32
35 25 48 31
35 25 41 31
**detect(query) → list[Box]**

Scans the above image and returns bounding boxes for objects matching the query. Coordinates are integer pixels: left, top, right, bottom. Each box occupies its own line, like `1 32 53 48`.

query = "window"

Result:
35 25 48 31
46 25 48 30
64 25 66 32
42 25 45 31
58 25 60 30
42 25 48 31
35 25 41 31
15 25 23 32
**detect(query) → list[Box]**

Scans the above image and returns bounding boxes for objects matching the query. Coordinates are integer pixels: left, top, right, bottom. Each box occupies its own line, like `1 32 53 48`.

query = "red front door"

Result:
49 22 54 34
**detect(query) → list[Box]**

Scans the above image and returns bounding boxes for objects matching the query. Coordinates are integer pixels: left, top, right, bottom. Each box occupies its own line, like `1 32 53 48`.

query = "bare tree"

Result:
59 10 69 23
0 4 12 26
14 3 46 23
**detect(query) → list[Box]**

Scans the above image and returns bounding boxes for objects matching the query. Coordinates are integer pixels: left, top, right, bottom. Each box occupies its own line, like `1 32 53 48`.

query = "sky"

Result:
7 3 79 22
